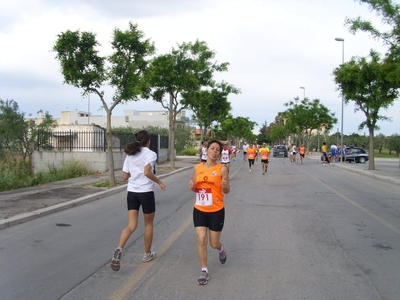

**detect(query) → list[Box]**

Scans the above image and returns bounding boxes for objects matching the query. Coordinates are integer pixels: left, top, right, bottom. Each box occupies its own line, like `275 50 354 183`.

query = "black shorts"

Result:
127 191 155 214
193 207 225 231
300 153 305 158
261 159 269 164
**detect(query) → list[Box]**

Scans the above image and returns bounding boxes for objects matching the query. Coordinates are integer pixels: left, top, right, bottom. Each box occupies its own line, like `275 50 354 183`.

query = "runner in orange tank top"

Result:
188 139 230 285
259 143 270 175
246 144 257 172
299 144 306 165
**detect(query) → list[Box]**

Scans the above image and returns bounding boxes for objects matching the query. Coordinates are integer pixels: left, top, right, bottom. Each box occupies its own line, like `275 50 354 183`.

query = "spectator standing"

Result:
321 142 330 166
330 143 338 164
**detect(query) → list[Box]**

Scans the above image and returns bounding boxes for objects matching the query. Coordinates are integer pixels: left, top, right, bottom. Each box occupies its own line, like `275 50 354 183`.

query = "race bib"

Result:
195 188 213 206
262 154 268 159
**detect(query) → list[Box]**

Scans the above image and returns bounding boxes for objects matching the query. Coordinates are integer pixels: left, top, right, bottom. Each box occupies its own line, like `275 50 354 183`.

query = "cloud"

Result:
1 0 399 135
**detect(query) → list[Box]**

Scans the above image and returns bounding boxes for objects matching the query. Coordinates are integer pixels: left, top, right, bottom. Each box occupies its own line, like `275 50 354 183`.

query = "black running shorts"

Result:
193 207 225 232
127 191 155 214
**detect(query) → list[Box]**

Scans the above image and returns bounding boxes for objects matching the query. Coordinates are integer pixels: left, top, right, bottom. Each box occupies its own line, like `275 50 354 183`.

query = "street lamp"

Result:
335 37 345 162
299 87 306 144
300 86 305 100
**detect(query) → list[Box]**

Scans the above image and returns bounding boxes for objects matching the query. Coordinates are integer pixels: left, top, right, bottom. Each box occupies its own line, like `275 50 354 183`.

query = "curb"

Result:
0 166 193 230
309 156 399 186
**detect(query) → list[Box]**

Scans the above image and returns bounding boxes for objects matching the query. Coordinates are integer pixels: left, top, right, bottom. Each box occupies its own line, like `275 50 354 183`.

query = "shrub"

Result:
180 147 198 156
0 159 93 191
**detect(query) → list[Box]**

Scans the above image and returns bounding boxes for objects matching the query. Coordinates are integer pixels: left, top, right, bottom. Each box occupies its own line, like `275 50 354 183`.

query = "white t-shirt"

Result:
201 147 208 161
221 148 231 163
242 144 249 152
123 147 157 193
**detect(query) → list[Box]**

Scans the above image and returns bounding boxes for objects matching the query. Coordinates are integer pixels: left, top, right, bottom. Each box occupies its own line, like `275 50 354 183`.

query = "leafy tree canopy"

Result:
53 22 155 186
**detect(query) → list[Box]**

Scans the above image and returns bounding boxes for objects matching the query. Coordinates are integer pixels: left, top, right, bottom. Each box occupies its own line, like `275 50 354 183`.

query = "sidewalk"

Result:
1 155 398 230
0 156 199 229
306 153 400 185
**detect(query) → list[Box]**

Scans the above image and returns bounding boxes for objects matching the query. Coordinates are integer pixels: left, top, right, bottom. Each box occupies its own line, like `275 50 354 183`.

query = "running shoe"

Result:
219 248 227 264
197 271 209 285
142 251 156 263
111 248 122 271
262 172 265 175
249 169 251 172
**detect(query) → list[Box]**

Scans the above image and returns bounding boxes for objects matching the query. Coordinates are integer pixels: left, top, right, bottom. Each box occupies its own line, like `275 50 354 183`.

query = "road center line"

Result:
110 164 239 299
300 167 400 236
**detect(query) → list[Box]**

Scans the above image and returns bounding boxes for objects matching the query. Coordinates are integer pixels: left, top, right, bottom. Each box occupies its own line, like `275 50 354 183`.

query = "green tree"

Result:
346 133 368 148
0 100 57 163
220 115 257 147
256 120 271 145
174 125 196 153
0 99 28 162
333 50 399 169
144 40 229 168
267 113 290 145
283 97 338 152
374 133 386 153
345 0 400 58
53 22 155 186
387 134 400 157
186 81 239 141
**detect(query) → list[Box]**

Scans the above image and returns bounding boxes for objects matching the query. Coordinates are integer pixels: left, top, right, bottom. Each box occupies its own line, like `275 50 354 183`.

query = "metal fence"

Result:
36 130 168 152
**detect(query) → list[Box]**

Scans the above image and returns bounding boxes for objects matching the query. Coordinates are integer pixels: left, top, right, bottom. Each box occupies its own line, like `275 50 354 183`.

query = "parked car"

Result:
321 146 369 164
273 145 288 157
340 146 369 163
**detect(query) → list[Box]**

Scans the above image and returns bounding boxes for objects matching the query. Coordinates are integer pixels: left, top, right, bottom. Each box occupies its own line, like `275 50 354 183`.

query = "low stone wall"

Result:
32 148 169 173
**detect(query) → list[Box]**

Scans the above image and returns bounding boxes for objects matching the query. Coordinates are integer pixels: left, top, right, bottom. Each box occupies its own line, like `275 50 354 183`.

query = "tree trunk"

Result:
368 127 375 170
106 111 116 187
200 125 204 145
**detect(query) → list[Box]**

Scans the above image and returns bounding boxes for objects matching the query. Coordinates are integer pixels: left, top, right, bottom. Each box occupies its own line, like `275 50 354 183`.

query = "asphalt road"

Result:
0 157 399 300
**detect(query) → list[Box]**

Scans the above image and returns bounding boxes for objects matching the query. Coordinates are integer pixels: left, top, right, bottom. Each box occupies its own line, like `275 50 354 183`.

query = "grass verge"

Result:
0 160 94 192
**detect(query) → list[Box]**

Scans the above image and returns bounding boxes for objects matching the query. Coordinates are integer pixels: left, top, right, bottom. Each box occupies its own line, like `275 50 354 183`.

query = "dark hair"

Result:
124 130 150 155
207 139 223 154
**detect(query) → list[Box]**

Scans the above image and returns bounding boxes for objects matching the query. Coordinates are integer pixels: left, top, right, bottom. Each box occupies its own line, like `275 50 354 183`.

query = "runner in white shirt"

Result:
242 142 249 161
231 145 237 161
221 142 233 171
290 144 297 164
198 140 209 162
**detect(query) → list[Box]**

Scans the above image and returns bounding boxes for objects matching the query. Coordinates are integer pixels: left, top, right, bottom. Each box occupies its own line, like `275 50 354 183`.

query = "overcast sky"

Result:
1 0 399 136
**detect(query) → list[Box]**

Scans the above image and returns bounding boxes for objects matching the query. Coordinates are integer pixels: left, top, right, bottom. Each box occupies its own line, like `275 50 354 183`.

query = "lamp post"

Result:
87 93 90 125
335 37 344 162
299 87 306 144
300 86 305 100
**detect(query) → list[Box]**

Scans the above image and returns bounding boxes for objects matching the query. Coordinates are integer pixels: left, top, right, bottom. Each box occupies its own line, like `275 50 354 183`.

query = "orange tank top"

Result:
194 163 224 213
247 147 256 160
260 148 270 160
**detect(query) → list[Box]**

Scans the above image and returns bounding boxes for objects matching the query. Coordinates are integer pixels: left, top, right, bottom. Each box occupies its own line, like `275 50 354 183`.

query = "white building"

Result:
54 109 188 128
